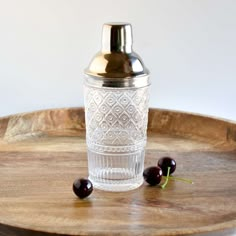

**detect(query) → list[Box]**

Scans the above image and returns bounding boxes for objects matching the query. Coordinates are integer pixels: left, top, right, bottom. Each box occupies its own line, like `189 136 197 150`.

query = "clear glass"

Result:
84 84 149 191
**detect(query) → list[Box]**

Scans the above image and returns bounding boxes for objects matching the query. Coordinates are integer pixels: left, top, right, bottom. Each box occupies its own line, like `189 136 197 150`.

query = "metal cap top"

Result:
102 22 133 53
84 23 150 88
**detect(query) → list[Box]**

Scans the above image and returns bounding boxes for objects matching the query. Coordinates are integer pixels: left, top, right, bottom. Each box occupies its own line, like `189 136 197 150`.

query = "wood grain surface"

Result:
0 108 235 236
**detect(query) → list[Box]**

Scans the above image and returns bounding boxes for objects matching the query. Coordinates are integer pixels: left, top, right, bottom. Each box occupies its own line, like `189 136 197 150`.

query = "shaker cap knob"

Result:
102 22 132 53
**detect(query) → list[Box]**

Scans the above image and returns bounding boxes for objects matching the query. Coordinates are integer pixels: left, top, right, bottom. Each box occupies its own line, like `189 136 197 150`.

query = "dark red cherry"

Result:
143 166 163 185
73 178 93 199
158 157 176 176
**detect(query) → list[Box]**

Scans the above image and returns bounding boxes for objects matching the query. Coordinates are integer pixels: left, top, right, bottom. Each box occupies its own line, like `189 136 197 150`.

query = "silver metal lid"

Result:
84 23 150 88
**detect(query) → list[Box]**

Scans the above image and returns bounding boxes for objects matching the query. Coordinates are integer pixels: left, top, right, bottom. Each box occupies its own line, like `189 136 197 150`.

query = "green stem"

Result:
163 176 193 184
161 167 170 189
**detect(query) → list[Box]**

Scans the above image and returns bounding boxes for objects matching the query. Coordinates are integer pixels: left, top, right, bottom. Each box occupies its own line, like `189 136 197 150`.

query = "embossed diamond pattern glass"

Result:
84 23 150 191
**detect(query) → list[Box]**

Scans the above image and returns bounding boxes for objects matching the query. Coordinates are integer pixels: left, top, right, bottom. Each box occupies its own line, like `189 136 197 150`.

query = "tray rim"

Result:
0 107 236 123
1 107 236 148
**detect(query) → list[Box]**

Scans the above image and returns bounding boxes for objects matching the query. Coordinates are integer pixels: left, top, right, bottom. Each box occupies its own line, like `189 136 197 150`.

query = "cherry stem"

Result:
163 176 193 184
161 167 170 189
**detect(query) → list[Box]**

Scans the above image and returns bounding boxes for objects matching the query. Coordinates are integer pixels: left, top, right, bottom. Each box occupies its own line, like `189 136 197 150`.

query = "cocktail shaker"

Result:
84 23 150 191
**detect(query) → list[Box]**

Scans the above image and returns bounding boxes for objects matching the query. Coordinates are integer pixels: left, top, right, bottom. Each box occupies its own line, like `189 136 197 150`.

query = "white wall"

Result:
0 0 235 120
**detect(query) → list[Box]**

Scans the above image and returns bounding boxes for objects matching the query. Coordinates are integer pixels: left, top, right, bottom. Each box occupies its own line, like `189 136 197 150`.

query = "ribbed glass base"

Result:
87 149 145 192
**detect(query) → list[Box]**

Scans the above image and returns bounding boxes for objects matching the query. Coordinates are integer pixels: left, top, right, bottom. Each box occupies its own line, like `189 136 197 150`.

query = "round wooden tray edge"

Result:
0 107 236 147
0 218 236 236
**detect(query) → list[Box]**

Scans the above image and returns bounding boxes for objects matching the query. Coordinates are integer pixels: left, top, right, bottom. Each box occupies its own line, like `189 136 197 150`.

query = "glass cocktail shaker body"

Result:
84 23 150 191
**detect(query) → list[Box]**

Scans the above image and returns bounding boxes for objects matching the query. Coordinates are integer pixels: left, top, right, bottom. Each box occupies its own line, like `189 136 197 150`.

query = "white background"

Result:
0 0 235 120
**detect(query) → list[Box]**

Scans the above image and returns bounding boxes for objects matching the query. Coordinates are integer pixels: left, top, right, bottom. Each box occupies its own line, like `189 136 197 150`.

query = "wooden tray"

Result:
0 108 235 236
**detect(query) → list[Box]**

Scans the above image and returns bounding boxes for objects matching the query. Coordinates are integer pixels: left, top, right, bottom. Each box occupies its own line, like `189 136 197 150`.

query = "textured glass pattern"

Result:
85 86 149 151
84 85 149 191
